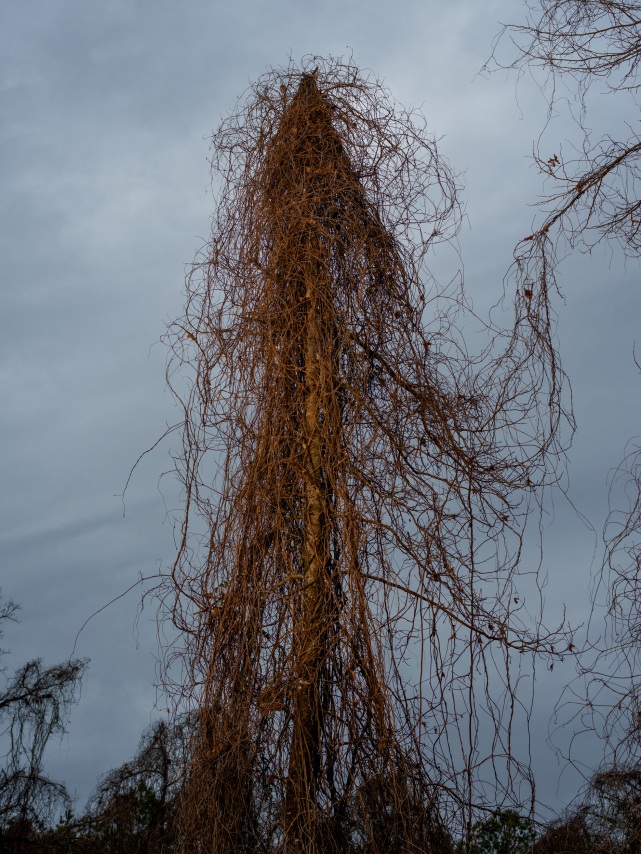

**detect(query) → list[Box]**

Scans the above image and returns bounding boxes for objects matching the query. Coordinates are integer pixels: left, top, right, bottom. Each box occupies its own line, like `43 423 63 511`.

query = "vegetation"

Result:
4 2 641 852
0 593 87 848
159 55 575 851
461 809 535 854
4 730 641 853
489 0 641 781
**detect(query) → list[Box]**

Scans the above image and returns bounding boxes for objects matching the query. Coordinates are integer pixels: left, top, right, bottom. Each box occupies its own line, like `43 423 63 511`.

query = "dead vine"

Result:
160 56 571 852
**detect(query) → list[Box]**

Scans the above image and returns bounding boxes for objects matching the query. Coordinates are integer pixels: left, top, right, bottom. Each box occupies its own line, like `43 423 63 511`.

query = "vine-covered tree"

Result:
163 58 569 852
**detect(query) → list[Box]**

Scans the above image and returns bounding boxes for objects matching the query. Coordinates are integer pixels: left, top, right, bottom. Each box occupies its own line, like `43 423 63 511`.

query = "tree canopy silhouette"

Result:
0 594 87 840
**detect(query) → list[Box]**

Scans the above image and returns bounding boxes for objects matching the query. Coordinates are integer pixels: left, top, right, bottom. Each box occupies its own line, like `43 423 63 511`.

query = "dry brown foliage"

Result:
533 766 641 853
160 57 571 852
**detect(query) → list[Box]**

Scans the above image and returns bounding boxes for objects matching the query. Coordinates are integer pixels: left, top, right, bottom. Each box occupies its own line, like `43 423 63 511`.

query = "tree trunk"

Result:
285 243 333 852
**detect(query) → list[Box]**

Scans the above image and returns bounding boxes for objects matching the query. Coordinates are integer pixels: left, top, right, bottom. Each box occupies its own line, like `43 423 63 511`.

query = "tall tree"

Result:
163 58 567 852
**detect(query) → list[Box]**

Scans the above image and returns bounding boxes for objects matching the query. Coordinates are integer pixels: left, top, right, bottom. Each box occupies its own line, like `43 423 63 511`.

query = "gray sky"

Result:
1 0 639 820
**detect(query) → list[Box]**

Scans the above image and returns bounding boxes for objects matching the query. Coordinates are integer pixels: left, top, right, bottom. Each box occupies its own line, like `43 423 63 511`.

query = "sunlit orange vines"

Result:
163 57 570 852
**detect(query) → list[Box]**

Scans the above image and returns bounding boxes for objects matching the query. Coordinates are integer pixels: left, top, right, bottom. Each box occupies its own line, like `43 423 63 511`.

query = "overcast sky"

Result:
1 0 639 821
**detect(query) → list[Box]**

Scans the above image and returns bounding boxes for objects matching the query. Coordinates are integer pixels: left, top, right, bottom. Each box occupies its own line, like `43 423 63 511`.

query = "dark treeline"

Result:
1 673 641 854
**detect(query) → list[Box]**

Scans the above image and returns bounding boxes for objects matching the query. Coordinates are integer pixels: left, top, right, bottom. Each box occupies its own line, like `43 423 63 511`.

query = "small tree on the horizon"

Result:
0 594 87 839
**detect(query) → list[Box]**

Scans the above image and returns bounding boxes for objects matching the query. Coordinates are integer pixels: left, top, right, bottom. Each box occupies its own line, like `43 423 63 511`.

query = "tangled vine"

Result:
161 57 571 852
